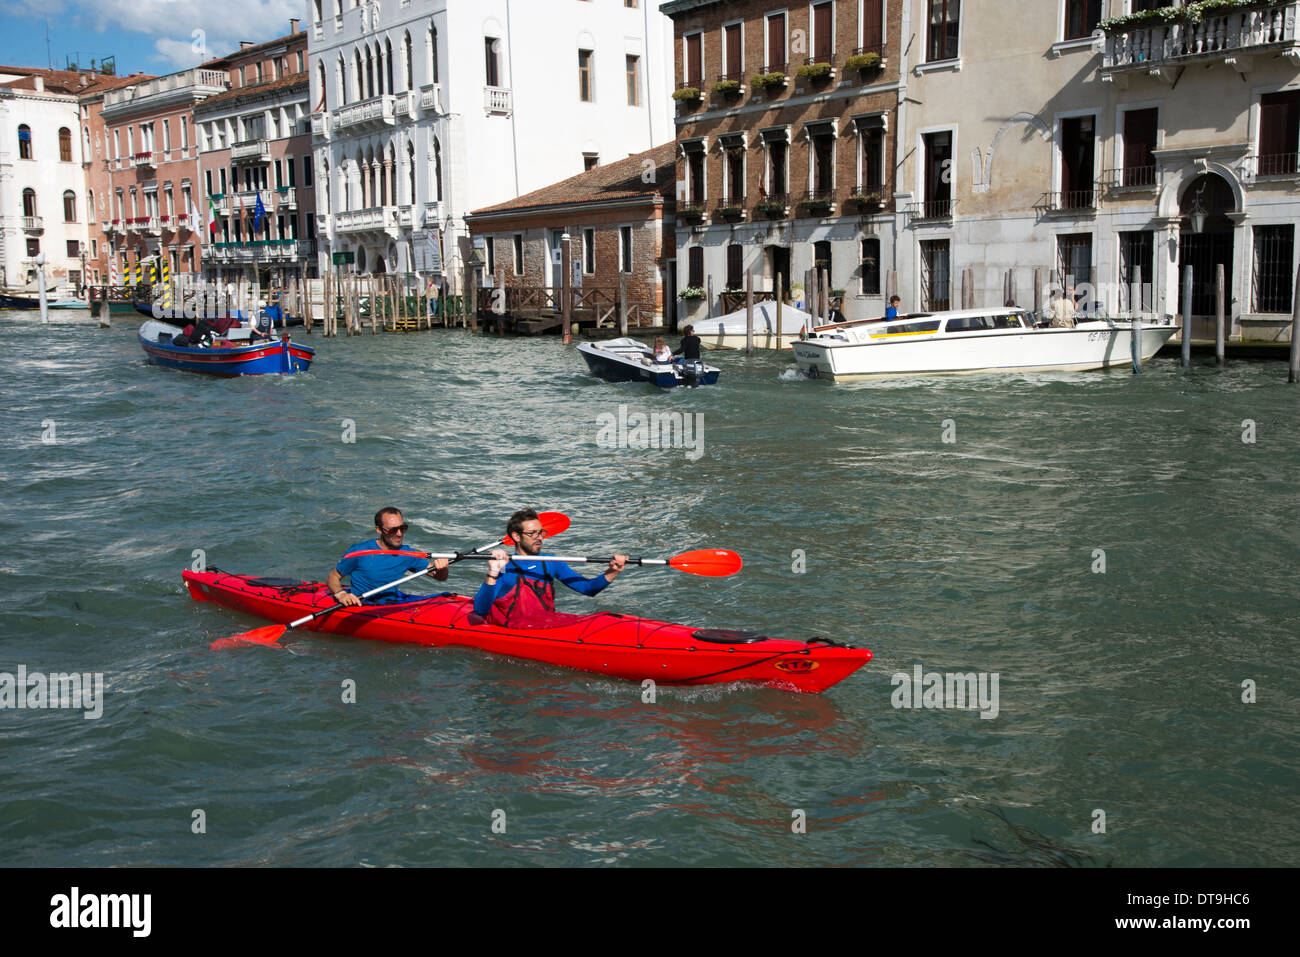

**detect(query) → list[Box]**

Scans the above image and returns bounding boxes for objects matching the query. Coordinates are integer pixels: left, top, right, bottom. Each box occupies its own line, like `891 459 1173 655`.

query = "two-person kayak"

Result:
185 568 872 694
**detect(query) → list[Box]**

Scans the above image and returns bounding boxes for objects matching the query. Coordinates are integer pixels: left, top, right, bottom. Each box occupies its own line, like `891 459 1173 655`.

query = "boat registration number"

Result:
1087 331 1113 342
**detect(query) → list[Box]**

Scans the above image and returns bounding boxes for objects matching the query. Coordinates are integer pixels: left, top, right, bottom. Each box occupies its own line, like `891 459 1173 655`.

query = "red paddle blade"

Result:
501 510 571 545
667 549 743 577
210 625 286 650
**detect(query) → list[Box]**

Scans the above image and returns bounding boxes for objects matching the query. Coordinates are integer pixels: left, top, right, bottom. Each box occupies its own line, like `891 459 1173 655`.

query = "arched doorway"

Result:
1178 173 1235 316
373 256 386 275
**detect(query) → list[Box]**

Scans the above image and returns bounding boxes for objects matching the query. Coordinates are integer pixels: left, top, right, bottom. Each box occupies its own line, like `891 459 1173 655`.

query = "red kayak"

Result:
184 569 872 694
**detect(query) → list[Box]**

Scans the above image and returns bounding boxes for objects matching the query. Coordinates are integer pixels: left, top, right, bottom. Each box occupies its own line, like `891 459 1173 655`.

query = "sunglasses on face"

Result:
517 528 547 539
380 524 409 535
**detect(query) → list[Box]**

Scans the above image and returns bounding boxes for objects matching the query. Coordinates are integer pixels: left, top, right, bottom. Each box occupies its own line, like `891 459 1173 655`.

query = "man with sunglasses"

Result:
328 507 449 606
473 508 627 627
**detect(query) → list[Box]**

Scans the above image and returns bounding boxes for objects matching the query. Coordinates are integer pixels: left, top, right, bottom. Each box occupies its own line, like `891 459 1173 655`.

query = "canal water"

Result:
1 311 1296 867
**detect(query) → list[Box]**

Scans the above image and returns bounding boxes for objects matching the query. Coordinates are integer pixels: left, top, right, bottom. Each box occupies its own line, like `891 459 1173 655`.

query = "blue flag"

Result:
253 192 266 231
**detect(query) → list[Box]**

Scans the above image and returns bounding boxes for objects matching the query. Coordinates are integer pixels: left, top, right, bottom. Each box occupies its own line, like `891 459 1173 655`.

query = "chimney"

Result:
290 18 300 34
33 76 44 92
241 41 253 49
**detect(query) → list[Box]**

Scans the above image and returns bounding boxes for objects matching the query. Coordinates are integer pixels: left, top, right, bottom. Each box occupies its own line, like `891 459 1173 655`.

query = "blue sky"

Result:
0 0 306 77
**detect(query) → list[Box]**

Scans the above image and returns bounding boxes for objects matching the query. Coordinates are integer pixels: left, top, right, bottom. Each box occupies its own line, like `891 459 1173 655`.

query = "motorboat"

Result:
577 337 720 387
791 307 1179 379
694 301 814 350
138 319 314 376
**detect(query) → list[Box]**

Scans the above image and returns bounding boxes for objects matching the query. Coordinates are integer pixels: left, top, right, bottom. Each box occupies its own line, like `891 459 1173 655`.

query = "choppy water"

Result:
1 310 1296 866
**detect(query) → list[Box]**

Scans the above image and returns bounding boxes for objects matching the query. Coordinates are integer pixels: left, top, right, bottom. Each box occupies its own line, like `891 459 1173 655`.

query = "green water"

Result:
1 312 1296 866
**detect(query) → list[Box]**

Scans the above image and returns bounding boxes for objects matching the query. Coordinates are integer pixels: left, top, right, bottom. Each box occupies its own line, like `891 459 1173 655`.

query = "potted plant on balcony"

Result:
680 286 706 301
672 86 703 106
679 202 707 222
756 197 788 218
796 62 834 82
846 188 886 212
749 72 787 93
845 52 883 75
715 202 746 221
1098 5 1185 32
802 193 835 214
712 79 742 97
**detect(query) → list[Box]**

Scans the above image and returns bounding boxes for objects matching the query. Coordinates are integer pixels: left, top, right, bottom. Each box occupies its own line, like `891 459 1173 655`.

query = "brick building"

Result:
662 0 900 326
465 142 677 325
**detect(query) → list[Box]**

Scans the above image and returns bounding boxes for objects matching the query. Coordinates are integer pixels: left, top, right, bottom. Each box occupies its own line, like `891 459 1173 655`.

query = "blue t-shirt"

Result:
473 558 610 617
885 306 899 321
336 540 428 603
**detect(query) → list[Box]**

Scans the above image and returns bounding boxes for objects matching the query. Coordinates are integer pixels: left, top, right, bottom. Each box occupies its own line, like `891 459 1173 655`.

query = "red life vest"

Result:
486 565 590 629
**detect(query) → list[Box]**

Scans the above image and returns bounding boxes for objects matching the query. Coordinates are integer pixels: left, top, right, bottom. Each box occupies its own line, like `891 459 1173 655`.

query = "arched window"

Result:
83 126 91 156
429 24 440 84
59 127 72 162
355 49 364 100
407 141 415 205
404 32 413 91
337 55 348 105
316 62 327 111
63 190 77 222
385 38 395 94
88 188 95 217
365 46 374 99
22 188 37 217
432 137 443 202
18 124 32 159
313 0 322 22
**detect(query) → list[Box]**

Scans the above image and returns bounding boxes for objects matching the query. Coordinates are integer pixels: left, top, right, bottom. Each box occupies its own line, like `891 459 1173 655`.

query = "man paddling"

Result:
328 507 449 606
474 509 626 627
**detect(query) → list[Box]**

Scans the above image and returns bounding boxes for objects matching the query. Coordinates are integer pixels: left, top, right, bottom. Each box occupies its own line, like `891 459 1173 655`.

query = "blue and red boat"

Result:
138 319 314 376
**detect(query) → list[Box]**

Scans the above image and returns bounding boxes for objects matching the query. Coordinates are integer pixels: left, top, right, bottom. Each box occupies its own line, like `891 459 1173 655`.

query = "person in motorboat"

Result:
653 336 673 362
328 507 450 606
249 300 274 341
1049 286 1077 328
672 324 702 361
885 295 901 321
475 508 626 627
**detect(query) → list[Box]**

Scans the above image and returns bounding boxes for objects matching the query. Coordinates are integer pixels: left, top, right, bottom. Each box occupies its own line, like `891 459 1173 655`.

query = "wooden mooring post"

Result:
1215 263 1225 367
1181 265 1193 369
561 233 572 344
1289 264 1300 383
745 267 754 355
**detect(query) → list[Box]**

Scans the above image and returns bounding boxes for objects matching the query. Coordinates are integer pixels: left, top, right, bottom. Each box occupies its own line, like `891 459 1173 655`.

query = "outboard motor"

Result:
681 358 705 387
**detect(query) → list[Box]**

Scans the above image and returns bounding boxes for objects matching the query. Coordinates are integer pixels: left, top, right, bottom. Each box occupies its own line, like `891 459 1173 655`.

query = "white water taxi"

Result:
790 308 1179 380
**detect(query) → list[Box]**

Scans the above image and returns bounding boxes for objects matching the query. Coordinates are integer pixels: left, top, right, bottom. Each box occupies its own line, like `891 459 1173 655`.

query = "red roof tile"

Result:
470 143 676 217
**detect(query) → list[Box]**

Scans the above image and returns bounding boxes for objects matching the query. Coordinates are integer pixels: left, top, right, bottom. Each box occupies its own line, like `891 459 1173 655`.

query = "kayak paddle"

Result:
209 511 572 649
435 548 743 578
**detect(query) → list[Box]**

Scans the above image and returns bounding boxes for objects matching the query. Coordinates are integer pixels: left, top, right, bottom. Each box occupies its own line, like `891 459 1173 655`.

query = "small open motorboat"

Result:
791 308 1179 380
138 319 314 376
0 293 40 310
577 338 721 387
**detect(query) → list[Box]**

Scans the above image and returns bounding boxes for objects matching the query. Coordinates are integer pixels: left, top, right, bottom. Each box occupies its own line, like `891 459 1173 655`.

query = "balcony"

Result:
800 188 837 216
714 198 747 221
422 202 442 227
1102 166 1157 190
297 239 317 258
237 189 272 209
906 199 955 222
484 86 513 116
1036 190 1096 214
102 220 116 233
211 194 231 215
126 216 151 233
101 68 228 119
21 215 42 232
845 185 890 211
274 187 297 208
315 212 331 233
678 200 708 222
712 73 745 98
231 138 271 163
333 94 401 133
797 56 836 83
754 193 791 219
396 205 414 228
335 206 397 233
1100 2 1300 83
310 111 331 140
1248 152 1300 178
173 214 192 231
132 151 156 170
145 217 162 235
419 83 443 114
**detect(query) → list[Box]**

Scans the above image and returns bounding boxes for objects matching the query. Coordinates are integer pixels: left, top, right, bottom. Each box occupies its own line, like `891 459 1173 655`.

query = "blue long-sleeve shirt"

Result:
472 558 611 617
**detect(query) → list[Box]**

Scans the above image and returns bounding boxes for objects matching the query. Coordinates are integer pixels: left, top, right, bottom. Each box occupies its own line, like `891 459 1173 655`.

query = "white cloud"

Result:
153 36 207 70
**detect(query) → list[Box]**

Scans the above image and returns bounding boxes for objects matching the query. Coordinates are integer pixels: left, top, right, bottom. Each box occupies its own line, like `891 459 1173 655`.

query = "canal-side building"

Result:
661 0 902 324
309 0 675 290
0 67 130 293
897 0 1300 342
101 67 228 284
195 25 318 286
466 141 676 324
80 68 156 288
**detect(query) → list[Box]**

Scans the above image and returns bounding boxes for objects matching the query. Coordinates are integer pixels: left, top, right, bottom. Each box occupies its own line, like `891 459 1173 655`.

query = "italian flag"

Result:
207 195 218 238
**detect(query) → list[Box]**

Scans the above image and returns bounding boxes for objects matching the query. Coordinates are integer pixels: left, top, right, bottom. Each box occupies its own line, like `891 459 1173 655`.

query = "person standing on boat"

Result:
885 296 901 321
1050 287 1077 328
474 509 627 627
672 325 702 361
328 507 449 606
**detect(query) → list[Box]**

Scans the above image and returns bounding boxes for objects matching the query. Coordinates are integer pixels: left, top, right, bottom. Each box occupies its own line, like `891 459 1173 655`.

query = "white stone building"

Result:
309 0 674 288
896 0 1300 342
0 70 92 293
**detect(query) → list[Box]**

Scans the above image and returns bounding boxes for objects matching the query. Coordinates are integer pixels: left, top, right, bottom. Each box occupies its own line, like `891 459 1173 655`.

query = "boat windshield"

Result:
875 319 941 336
944 313 1030 332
